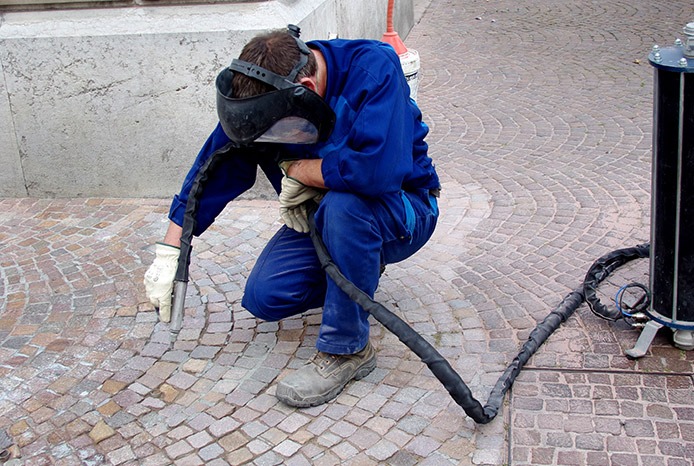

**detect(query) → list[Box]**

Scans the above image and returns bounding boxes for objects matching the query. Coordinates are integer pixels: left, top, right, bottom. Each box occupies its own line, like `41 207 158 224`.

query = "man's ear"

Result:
298 76 318 93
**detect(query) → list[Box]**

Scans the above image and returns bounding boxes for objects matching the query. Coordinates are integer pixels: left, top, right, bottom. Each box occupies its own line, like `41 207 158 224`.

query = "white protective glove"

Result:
278 161 324 233
143 242 180 322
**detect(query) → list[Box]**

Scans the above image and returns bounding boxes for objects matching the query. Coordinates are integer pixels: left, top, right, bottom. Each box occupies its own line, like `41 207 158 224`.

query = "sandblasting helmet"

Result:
215 25 336 146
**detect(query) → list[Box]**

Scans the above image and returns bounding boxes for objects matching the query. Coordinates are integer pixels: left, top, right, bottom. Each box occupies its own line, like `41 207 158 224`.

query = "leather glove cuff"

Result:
278 160 307 186
155 242 180 258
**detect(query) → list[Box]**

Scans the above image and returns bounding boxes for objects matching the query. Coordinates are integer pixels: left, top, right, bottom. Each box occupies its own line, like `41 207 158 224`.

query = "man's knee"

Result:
242 267 324 321
241 280 280 321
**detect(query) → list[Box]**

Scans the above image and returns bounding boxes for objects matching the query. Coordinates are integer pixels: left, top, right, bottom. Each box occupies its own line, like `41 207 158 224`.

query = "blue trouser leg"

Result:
313 193 383 354
241 227 326 321
242 190 439 354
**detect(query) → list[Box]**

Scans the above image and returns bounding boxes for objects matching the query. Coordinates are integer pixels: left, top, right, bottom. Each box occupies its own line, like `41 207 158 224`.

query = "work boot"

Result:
276 342 376 408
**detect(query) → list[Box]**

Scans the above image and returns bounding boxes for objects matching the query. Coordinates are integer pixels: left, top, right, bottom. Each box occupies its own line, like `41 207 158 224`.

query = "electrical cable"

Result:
615 282 651 318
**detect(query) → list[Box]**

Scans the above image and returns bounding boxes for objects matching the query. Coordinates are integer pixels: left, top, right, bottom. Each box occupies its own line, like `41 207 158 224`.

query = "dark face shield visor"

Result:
215 64 336 146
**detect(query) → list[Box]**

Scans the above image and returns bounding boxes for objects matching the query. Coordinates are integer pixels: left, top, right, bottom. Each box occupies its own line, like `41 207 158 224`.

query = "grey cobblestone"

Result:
2 0 694 464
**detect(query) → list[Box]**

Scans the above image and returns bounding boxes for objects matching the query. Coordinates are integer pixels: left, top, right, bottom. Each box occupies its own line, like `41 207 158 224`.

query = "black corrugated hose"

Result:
583 243 650 321
175 144 239 285
307 207 650 424
170 143 242 332
174 150 650 424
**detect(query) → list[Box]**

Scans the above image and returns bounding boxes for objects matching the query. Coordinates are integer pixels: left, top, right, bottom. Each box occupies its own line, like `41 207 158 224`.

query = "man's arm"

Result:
285 158 325 189
163 221 183 248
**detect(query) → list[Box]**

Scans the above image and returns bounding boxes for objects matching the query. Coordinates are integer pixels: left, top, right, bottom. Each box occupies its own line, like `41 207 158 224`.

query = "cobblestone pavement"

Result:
2 0 694 464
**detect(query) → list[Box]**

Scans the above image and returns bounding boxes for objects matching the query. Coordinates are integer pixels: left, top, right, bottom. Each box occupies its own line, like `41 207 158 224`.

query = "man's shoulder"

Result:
309 38 397 58
310 38 403 92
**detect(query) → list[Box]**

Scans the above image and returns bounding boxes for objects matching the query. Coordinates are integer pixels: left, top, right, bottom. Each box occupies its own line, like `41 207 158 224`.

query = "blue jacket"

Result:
169 39 440 234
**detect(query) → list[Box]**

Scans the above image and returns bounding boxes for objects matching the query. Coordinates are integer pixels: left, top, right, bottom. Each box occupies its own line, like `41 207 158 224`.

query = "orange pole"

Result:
386 0 395 32
380 0 408 55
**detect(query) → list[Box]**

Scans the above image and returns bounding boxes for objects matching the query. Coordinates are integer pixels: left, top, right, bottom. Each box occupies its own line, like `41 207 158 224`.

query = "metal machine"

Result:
626 26 694 358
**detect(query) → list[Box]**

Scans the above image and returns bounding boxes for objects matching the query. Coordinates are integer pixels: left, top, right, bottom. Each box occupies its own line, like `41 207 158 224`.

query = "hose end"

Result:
170 281 188 337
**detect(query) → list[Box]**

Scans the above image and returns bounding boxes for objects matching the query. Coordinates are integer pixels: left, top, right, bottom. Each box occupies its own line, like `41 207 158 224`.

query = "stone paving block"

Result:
88 420 116 444
105 445 136 465
276 413 310 434
273 438 302 458
208 417 241 438
198 442 224 461
189 346 221 359
226 447 253 464
164 439 194 459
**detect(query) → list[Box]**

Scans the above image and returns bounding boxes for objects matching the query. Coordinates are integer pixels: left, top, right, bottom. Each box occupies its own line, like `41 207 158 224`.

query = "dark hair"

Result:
231 30 317 98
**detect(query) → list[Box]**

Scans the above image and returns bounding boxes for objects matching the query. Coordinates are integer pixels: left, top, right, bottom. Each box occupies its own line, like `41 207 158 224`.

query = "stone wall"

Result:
0 0 415 197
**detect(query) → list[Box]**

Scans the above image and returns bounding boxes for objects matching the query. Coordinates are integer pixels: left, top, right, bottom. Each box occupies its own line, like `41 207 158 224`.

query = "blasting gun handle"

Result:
170 280 188 333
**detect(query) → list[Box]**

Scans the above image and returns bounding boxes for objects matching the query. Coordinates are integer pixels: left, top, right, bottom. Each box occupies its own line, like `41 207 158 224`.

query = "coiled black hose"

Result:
173 149 650 423
583 243 650 321
307 208 648 423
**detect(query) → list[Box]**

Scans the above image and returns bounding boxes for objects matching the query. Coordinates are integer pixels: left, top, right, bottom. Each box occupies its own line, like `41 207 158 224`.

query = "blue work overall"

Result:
242 188 439 355
170 126 440 356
